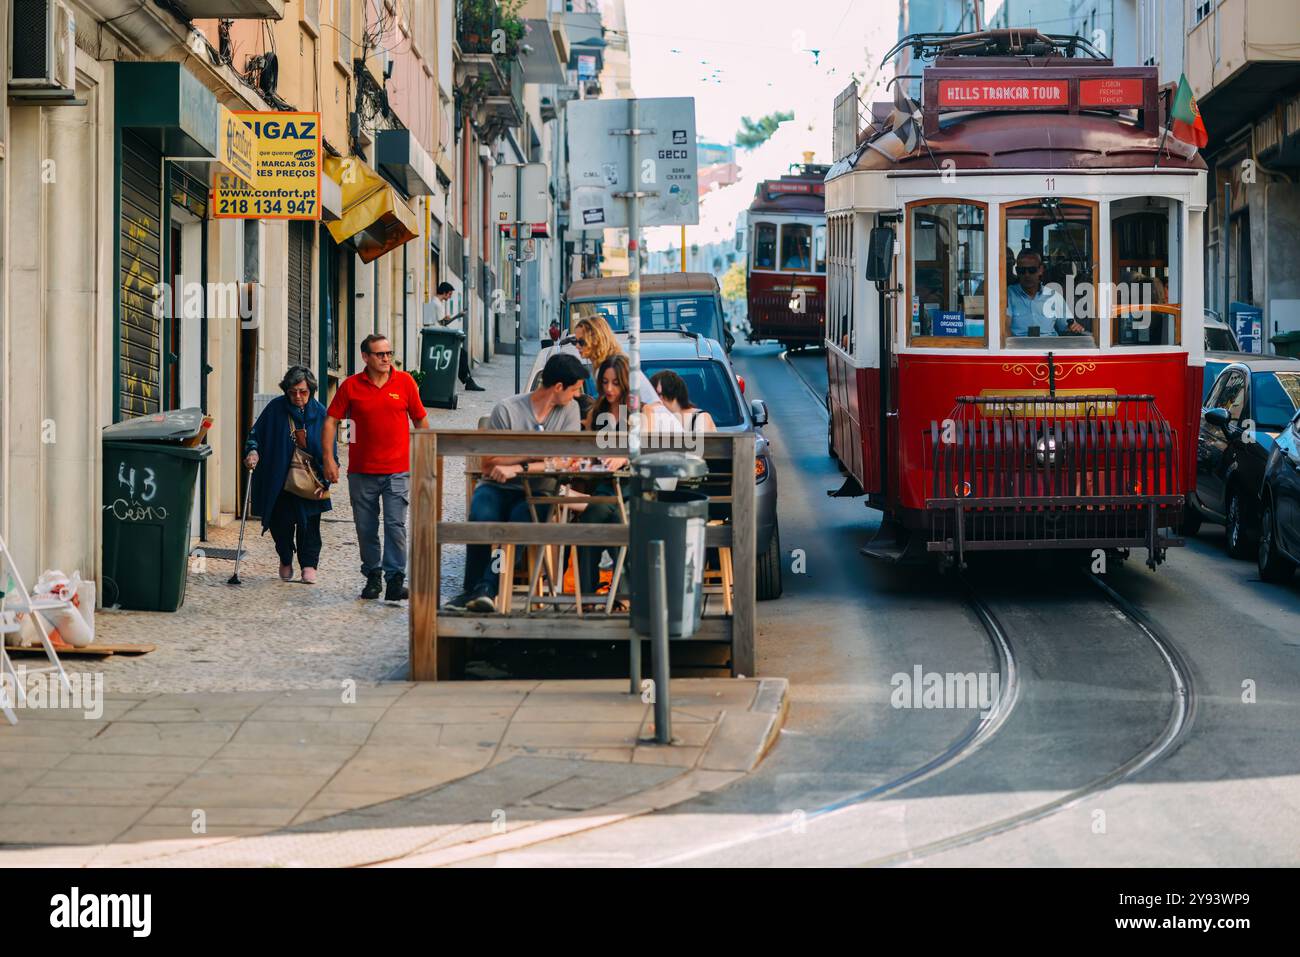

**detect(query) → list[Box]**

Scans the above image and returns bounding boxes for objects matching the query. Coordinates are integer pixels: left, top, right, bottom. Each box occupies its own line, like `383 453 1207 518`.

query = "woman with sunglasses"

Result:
571 315 621 396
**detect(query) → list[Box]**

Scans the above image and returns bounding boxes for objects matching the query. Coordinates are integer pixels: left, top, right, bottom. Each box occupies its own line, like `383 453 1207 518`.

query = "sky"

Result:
622 0 900 157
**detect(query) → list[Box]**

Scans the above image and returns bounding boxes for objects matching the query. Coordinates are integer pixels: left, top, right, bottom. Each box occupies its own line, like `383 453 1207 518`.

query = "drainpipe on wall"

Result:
462 114 473 365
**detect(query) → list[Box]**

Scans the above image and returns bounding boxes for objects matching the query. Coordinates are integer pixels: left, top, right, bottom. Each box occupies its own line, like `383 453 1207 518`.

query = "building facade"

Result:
0 0 587 589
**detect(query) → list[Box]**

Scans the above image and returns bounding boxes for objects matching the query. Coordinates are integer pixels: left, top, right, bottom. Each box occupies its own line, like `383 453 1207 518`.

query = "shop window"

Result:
907 201 987 347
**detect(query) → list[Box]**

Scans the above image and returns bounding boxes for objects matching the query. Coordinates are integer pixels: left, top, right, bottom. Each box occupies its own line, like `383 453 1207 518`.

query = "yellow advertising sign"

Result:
215 104 257 188
213 111 321 220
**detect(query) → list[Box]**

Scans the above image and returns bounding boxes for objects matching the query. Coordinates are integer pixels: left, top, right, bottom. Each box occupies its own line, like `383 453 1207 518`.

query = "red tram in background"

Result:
824 30 1207 569
745 163 829 347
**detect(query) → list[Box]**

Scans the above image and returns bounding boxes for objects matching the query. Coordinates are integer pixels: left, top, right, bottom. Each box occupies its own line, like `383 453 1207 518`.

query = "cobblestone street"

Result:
78 347 536 695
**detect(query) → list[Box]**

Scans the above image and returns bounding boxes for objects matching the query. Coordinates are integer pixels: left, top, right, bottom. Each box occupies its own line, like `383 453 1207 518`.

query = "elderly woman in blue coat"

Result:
243 366 335 583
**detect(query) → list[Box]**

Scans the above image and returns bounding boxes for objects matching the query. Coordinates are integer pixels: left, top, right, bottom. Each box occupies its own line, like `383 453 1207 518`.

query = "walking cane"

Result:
228 465 255 586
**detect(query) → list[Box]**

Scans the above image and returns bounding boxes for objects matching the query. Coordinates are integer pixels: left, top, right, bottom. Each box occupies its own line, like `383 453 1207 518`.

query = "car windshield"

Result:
641 358 744 428
1254 371 1300 429
1205 327 1238 351
570 296 719 338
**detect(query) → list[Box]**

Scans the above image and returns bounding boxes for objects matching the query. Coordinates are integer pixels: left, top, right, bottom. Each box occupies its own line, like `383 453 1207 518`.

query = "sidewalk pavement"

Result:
0 338 789 864
79 342 539 695
0 676 787 867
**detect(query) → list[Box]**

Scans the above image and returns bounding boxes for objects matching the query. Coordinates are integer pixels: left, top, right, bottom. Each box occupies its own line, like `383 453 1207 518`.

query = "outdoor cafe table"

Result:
518 465 632 616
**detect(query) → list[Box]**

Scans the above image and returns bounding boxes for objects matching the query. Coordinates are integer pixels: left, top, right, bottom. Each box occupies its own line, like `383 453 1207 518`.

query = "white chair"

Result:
0 534 74 725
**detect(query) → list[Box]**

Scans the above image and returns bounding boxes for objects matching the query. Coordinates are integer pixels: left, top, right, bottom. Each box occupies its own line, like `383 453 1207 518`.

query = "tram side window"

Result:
754 223 777 270
907 202 987 346
1111 197 1182 347
814 224 827 274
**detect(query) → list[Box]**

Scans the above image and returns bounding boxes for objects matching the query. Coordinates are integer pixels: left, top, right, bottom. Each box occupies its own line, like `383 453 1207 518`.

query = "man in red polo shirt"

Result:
323 334 429 600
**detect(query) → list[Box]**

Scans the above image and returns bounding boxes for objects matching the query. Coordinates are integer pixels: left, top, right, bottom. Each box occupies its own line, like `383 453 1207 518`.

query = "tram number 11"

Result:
1045 176 1057 192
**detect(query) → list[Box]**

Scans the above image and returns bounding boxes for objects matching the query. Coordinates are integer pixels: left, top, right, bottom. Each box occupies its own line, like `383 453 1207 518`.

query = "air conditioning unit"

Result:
9 0 77 92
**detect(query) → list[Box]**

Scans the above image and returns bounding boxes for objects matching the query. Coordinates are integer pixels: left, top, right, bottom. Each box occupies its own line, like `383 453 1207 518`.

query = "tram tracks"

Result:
777 348 829 415
646 579 1022 867
643 348 1198 867
858 572 1196 867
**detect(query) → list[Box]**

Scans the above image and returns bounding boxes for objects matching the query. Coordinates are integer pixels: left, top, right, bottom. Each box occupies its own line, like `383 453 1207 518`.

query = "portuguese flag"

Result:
1170 74 1208 148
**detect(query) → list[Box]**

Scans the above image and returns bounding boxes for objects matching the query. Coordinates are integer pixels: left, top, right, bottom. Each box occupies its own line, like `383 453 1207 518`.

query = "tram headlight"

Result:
1035 435 1058 467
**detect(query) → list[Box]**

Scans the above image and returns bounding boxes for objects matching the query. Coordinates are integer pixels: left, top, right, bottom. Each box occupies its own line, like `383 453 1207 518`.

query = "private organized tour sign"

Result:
213 111 322 220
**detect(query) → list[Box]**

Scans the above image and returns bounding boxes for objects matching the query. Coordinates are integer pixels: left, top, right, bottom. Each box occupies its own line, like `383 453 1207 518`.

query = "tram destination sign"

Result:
937 79 1069 107
923 68 1159 135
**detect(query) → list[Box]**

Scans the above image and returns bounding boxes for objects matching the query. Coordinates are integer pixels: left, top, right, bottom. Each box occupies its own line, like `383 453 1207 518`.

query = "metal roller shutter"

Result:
119 130 164 419
287 220 313 368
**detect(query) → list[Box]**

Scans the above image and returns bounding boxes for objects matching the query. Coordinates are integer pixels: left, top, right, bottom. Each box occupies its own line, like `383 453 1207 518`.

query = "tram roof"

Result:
843 109 1206 175
566 272 720 301
833 30 1206 177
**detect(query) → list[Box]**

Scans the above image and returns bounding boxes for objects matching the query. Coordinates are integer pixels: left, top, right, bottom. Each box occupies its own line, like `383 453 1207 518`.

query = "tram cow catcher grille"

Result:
923 394 1184 569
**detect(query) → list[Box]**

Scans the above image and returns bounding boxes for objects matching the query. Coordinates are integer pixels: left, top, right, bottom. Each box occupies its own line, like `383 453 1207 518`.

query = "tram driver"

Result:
1007 249 1086 337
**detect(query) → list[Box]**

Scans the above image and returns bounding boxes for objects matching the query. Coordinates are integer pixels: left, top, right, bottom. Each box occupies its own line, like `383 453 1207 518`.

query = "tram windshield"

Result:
752 221 826 274
1003 199 1097 347
1110 197 1182 347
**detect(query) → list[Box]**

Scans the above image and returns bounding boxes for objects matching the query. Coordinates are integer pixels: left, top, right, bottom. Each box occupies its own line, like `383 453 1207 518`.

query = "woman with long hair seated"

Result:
650 370 716 432
576 356 677 603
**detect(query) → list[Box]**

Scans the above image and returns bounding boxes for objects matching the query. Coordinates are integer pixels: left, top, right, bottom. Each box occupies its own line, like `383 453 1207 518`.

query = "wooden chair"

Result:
703 519 734 615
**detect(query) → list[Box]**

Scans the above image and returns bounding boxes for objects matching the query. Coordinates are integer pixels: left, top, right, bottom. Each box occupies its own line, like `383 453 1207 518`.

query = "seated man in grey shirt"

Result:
446 353 587 613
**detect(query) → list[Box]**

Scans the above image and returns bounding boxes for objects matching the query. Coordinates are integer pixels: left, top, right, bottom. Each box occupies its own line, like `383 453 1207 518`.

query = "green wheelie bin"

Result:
1271 331 1300 359
101 409 212 611
418 326 464 409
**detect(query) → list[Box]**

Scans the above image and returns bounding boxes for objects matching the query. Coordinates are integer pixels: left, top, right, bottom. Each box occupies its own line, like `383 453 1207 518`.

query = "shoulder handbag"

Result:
283 416 330 500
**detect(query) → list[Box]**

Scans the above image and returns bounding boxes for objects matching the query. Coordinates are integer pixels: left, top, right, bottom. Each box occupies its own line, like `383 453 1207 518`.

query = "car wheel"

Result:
1225 488 1252 559
1182 500 1203 537
756 522 783 601
1258 499 1296 583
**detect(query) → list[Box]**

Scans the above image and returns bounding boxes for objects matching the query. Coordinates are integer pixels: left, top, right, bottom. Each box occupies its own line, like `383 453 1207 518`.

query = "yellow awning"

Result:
324 155 419 263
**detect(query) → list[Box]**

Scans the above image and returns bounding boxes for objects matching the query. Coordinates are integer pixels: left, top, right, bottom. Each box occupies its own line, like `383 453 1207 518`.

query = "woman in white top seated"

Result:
651 369 716 432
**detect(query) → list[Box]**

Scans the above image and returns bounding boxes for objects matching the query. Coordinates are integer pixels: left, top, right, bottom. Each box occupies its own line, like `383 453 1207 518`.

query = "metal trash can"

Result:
101 409 212 612
1272 331 1300 359
418 326 464 409
629 452 709 638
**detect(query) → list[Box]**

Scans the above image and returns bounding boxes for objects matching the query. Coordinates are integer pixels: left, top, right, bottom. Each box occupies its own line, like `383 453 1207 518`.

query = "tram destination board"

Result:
922 67 1159 134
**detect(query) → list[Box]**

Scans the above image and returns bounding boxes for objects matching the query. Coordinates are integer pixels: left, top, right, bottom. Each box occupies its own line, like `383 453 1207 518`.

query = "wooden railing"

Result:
410 429 757 680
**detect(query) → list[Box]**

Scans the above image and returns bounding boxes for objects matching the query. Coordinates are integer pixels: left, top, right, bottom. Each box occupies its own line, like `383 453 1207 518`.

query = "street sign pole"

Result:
626 97 642 460
514 163 523 393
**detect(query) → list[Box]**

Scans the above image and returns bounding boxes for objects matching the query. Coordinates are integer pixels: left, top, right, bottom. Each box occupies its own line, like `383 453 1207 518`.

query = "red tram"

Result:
745 163 828 347
824 30 1207 569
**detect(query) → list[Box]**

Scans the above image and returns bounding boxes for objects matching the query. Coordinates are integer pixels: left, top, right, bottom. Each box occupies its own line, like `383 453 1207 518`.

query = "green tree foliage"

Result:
735 111 794 149
720 262 746 303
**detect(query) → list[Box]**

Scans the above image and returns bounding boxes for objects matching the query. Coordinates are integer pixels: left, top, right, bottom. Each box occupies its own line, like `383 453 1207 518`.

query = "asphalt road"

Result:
459 343 1300 867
